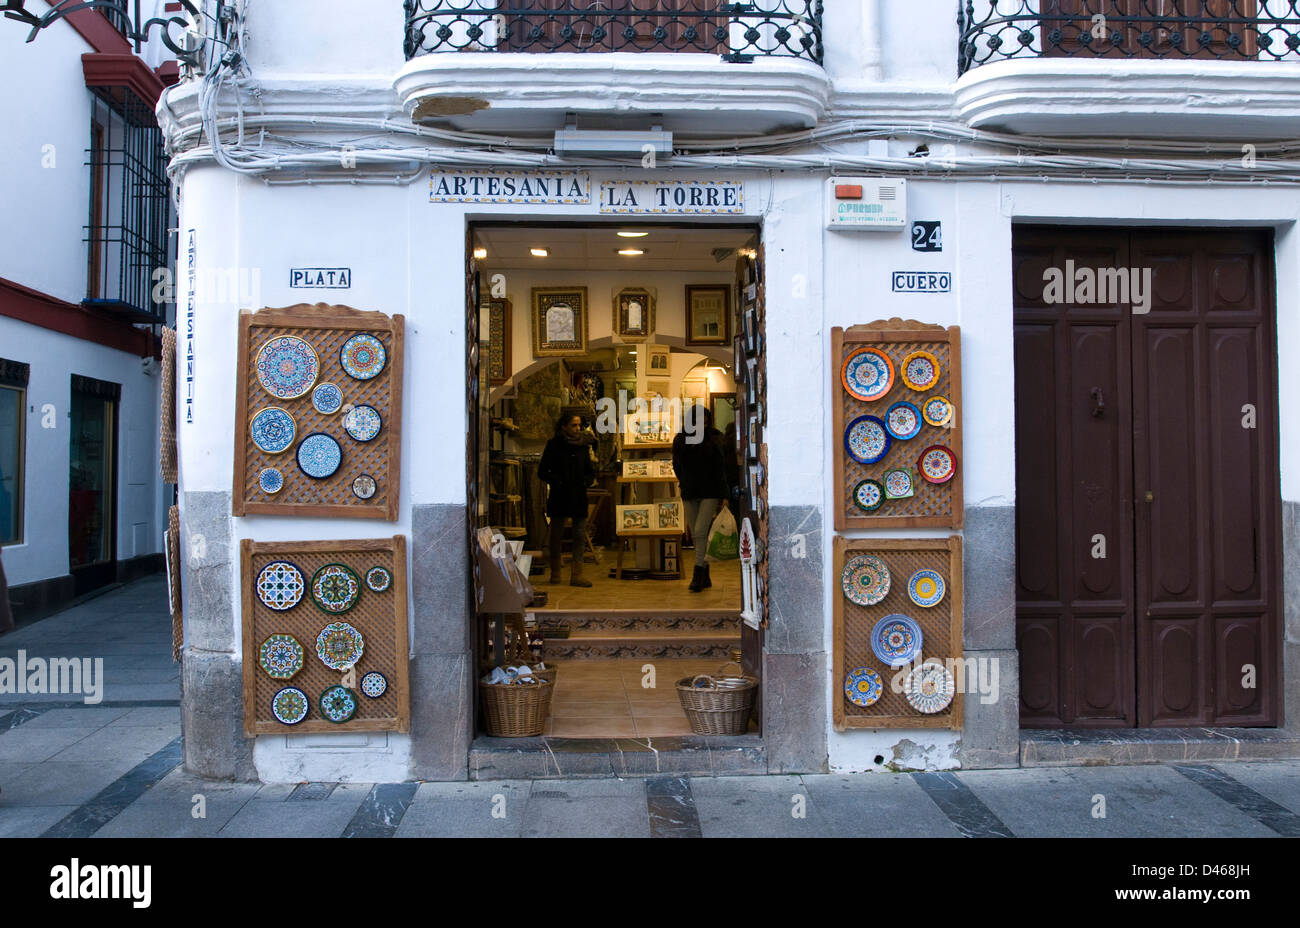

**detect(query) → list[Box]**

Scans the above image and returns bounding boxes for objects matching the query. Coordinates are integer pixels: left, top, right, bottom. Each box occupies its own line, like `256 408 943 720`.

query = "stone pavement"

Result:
2 576 1300 838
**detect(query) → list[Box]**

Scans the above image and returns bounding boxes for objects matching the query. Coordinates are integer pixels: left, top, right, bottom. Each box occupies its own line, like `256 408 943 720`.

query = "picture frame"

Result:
748 414 759 461
617 504 653 533
686 285 730 346
645 377 671 400
655 498 684 531
487 298 511 384
531 287 588 357
746 357 757 405
743 307 756 354
614 288 654 341
664 556 678 574
661 539 679 558
646 344 670 374
733 334 745 381
655 459 676 479
623 460 653 478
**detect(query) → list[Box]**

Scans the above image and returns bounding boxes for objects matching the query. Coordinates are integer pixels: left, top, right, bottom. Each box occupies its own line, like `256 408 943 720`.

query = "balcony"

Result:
955 1 1300 137
395 1 830 135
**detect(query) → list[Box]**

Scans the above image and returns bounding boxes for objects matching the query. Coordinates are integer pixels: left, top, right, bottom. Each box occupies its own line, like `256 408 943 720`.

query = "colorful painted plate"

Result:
843 667 883 708
904 660 955 714
259 467 284 495
271 686 309 725
250 407 296 455
901 350 941 392
918 445 957 484
871 613 924 667
256 335 319 400
311 564 361 616
259 634 305 680
360 671 388 699
319 685 359 724
255 561 305 611
365 566 391 593
342 404 382 442
883 469 915 500
841 554 891 607
315 620 365 669
339 333 386 381
312 382 343 415
296 433 342 480
885 401 923 440
922 395 953 428
852 478 884 513
844 415 891 465
352 474 376 500
841 346 895 402
908 569 946 608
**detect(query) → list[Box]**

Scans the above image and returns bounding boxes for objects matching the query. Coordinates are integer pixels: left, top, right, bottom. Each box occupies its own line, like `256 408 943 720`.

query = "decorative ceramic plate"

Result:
342 404 382 442
271 686 309 725
352 474 376 500
312 382 343 415
871 613 924 667
843 667 883 708
311 565 361 616
250 407 296 455
365 566 391 593
904 660 955 714
319 685 359 724
841 554 891 607
360 671 388 699
258 467 284 495
922 395 953 428
841 346 895 402
908 569 946 608
255 561 305 611
315 621 365 669
259 634 304 680
852 478 884 513
918 445 957 484
296 433 342 480
256 335 319 400
844 415 890 465
885 401 923 440
883 469 915 500
339 333 386 381
901 350 941 392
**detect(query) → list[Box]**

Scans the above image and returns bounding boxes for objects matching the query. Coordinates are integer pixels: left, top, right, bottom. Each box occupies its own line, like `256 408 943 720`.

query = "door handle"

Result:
1144 491 1154 503
1089 387 1105 418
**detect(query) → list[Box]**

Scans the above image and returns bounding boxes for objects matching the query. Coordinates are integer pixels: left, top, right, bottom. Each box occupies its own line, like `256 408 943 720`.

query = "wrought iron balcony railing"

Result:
959 0 1300 74
403 0 823 64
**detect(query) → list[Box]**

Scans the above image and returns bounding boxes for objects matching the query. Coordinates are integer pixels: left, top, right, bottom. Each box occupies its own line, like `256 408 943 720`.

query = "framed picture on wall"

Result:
486 299 511 385
646 344 670 373
733 335 745 381
531 287 588 357
615 288 654 341
686 285 730 346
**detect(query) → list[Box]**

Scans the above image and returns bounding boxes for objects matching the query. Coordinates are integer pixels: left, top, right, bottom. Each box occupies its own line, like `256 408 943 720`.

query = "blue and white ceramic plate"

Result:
319 685 359 724
342 404 381 442
844 415 890 465
255 560 305 611
871 614 924 667
908 569 946 608
296 433 342 479
365 566 391 593
311 567 362 617
250 407 296 455
841 347 894 402
271 686 309 725
339 333 386 381
360 671 388 699
256 335 319 400
843 667 883 707
904 661 955 714
852 478 884 513
841 554 891 607
312 382 343 415
885 401 923 440
316 621 364 670
258 467 284 494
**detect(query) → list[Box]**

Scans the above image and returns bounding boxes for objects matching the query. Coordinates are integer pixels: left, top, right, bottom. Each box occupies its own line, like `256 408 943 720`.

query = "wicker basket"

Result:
533 665 558 686
480 676 553 737
676 672 758 735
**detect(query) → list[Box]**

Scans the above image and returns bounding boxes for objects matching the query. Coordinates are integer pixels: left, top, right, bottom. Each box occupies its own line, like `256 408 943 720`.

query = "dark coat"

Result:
672 427 730 501
539 435 594 519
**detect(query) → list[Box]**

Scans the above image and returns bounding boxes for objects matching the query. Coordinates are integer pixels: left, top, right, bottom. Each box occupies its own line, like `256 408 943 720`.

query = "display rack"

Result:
614 443 681 579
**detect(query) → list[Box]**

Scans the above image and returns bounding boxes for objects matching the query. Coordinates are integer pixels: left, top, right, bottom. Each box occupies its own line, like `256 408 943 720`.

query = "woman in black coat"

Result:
672 405 732 592
538 412 596 586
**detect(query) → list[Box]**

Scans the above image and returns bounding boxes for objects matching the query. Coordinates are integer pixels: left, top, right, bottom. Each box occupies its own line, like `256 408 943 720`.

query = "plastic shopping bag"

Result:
705 505 740 562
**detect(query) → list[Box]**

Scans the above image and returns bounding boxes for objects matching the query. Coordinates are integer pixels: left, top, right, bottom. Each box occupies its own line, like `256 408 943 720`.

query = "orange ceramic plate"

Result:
841 346 895 402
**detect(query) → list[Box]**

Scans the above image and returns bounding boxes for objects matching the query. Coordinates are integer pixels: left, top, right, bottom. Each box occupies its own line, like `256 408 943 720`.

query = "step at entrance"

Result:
537 609 741 660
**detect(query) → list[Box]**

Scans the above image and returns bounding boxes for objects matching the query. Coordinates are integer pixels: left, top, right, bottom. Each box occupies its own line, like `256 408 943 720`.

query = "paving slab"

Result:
800 774 962 837
17 707 135 729
0 760 141 806
1205 760 1300 816
0 805 80 838
45 725 178 765
0 727 101 763
691 775 830 837
218 794 366 838
93 792 252 837
397 797 528 837
522 795 650 837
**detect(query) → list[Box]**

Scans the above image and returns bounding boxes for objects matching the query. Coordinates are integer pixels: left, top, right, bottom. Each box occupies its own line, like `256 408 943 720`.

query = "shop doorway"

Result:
69 374 120 596
1012 227 1281 727
467 221 767 738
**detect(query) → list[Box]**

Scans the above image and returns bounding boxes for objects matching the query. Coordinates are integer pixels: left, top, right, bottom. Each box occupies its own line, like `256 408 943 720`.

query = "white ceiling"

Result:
473 225 756 272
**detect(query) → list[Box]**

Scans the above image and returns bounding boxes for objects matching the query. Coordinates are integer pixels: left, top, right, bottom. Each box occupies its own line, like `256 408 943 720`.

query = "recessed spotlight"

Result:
530 248 549 257
617 249 645 256
617 231 649 238
473 247 487 259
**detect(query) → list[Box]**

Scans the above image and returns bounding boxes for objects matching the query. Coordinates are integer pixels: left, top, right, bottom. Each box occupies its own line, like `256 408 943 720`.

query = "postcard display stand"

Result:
832 536 964 731
233 304 404 520
241 537 410 735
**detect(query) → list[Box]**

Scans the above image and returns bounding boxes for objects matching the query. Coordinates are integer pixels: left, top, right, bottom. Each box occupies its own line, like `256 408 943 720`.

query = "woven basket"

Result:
676 673 758 735
533 665 558 686
480 676 553 737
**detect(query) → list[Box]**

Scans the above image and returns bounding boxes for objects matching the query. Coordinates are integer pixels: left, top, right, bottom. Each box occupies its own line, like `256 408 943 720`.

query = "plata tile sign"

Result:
291 267 352 289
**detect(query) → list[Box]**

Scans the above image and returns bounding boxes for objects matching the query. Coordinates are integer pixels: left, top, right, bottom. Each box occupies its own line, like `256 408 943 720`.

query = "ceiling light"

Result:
473 247 487 259
617 231 649 238
530 248 549 257
617 249 645 256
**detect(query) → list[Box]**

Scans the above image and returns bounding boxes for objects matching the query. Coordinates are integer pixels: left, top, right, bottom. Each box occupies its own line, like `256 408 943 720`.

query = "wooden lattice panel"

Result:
832 322 963 530
241 537 410 735
233 305 404 520
832 536 963 731
167 505 182 662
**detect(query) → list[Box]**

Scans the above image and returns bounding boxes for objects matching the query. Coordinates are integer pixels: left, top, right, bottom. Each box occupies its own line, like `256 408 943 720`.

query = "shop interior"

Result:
473 222 759 738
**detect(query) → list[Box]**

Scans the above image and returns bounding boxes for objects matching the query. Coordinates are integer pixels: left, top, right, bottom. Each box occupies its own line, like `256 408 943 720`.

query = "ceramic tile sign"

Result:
911 221 943 252
891 271 952 293
599 180 744 214
291 268 352 289
430 169 591 204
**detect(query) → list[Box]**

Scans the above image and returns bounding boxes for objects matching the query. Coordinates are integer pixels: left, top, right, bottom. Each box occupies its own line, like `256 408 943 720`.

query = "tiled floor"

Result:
534 553 740 611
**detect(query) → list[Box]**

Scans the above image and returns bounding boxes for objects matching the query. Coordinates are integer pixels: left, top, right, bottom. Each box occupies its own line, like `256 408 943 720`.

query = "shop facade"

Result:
163 0 1300 782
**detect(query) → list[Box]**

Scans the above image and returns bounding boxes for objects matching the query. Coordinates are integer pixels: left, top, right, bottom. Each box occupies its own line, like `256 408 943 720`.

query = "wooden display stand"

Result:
614 447 682 579
475 532 535 667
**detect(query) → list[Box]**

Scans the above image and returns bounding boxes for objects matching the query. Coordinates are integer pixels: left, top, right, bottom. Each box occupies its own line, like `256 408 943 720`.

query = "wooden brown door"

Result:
1013 227 1280 728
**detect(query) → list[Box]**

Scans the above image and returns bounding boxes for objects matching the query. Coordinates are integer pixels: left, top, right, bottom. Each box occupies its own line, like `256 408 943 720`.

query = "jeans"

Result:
548 515 588 564
683 498 721 569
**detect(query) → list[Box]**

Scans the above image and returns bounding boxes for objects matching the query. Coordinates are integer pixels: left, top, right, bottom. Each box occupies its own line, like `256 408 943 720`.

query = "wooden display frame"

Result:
233 304 404 520
832 321 963 530
241 536 410 736
832 536 964 732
